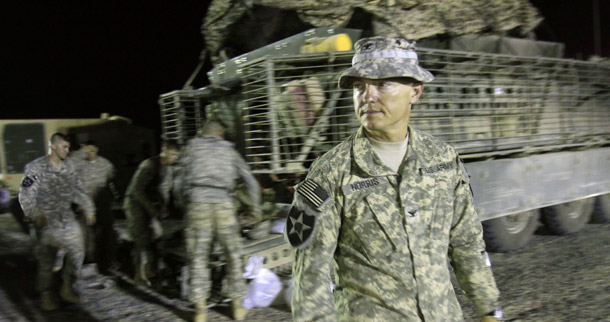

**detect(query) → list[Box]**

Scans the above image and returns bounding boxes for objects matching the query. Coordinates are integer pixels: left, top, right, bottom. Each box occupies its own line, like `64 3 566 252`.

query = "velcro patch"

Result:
21 176 34 188
421 160 455 174
458 157 475 197
285 205 317 249
297 179 329 210
342 177 386 195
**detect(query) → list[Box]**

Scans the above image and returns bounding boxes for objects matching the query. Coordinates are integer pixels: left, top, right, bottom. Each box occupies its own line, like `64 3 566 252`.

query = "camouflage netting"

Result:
201 0 543 64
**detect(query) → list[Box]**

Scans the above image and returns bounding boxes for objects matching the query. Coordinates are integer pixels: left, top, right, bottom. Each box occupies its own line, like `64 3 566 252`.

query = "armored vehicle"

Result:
159 28 610 280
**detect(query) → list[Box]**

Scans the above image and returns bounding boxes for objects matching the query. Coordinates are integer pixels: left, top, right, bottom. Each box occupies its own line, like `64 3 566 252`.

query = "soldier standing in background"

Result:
71 140 117 273
123 140 181 286
286 37 502 321
18 133 96 311
181 121 261 322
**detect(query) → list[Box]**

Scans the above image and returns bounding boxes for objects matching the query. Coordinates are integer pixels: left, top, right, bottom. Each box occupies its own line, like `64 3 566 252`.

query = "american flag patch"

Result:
297 179 329 209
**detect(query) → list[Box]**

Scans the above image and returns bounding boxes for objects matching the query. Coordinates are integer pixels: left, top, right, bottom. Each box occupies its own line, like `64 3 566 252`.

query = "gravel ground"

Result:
1 212 608 322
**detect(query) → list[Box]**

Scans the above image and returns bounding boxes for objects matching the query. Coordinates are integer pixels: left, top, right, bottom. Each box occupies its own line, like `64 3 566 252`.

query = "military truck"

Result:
158 27 610 280
0 116 157 195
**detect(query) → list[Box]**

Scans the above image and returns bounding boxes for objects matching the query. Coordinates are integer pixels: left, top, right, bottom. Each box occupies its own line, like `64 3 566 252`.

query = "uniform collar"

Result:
352 126 422 177
44 155 69 173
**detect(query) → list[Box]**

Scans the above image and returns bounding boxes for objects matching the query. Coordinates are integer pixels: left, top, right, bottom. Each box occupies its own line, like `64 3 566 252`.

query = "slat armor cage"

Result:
160 48 610 174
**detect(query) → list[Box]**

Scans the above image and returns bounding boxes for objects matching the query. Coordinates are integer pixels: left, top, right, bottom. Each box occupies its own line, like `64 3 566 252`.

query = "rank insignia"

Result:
285 205 317 249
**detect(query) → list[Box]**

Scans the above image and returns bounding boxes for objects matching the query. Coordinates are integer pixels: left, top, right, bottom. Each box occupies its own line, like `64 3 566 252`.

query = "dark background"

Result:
1 1 608 134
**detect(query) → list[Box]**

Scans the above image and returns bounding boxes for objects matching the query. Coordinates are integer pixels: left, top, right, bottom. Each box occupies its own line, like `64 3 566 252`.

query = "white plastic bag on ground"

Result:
270 218 286 234
242 256 282 309
243 256 265 279
271 279 293 307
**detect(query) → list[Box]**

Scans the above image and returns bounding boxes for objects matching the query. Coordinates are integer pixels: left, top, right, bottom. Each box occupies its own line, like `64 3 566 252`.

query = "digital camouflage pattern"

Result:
18 156 94 291
36 220 84 292
123 156 170 261
124 156 167 216
185 202 246 302
71 151 115 198
180 135 261 303
289 127 500 321
200 0 542 64
202 0 250 64
19 156 95 225
180 136 260 205
338 37 435 88
71 150 117 264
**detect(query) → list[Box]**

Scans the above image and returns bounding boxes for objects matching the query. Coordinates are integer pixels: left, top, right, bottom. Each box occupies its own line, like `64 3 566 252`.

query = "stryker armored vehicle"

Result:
158 28 610 286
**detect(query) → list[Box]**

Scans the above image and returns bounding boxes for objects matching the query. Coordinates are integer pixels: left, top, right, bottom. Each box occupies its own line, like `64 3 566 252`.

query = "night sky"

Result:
1 1 608 135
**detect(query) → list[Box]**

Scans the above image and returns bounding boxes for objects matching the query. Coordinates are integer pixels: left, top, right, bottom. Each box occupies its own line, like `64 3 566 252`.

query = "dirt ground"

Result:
0 213 608 321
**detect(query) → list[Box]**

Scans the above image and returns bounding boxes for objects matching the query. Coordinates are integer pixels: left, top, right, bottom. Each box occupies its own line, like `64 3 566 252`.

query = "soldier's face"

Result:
353 77 423 141
162 148 180 165
52 140 71 160
83 145 99 161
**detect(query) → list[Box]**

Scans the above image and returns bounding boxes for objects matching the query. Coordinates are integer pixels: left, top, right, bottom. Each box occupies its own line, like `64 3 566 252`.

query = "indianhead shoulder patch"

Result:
285 179 329 248
21 176 34 188
285 204 317 249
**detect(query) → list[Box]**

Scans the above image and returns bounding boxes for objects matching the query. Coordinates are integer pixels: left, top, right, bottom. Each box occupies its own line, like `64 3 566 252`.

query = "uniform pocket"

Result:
428 173 455 240
350 195 409 262
352 218 394 261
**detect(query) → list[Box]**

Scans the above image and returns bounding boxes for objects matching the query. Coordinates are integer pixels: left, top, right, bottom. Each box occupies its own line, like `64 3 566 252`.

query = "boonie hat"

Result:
338 36 434 89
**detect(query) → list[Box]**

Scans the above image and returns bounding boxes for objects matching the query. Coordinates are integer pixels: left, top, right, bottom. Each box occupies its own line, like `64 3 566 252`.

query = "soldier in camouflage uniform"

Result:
71 140 117 272
285 37 503 321
18 133 96 311
123 140 180 286
180 121 261 322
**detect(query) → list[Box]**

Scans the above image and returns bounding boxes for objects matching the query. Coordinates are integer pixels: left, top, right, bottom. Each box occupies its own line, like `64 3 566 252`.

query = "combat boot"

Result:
60 280 80 304
194 299 207 322
232 299 248 321
40 291 59 311
144 261 156 279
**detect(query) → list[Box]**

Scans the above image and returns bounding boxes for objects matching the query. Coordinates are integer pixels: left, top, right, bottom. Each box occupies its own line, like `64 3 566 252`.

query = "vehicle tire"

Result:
591 194 610 223
540 198 594 235
482 209 539 253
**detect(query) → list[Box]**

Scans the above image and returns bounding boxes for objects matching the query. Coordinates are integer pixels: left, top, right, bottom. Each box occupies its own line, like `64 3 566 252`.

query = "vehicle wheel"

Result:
591 194 610 223
540 198 594 235
482 209 539 253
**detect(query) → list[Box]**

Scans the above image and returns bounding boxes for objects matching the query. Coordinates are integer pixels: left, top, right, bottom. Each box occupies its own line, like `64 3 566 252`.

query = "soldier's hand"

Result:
481 316 501 322
34 214 48 228
151 218 163 239
85 214 96 226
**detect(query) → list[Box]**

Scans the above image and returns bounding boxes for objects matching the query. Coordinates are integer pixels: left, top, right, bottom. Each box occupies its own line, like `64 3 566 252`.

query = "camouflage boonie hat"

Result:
338 36 434 89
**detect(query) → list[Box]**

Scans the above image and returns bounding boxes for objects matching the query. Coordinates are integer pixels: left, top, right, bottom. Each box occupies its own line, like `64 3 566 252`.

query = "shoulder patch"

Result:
296 179 329 210
21 176 34 188
285 205 317 249
458 157 475 198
